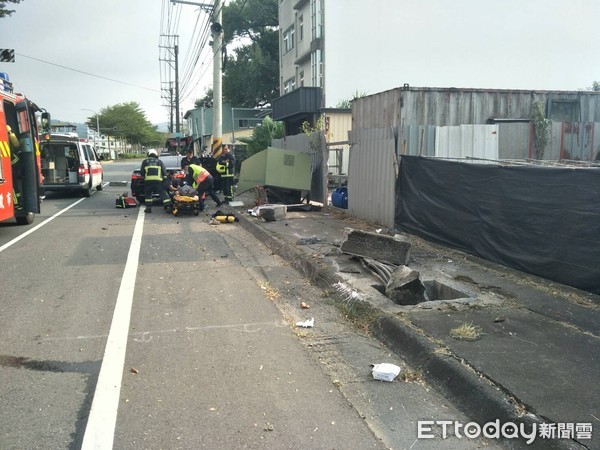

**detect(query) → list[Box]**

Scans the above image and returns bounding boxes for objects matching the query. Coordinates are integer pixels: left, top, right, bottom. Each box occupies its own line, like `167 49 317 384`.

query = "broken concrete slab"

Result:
340 228 411 266
257 204 287 221
386 265 427 305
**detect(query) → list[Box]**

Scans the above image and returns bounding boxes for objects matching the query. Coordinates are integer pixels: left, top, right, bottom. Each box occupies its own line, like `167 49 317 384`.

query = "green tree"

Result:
207 0 278 108
0 0 21 18
239 116 284 157
336 90 368 108
86 102 162 149
223 0 276 43
531 101 550 160
589 81 600 92
223 34 279 107
194 88 213 108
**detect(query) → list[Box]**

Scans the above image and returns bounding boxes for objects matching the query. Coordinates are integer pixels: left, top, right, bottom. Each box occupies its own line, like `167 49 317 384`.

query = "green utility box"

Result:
237 147 312 195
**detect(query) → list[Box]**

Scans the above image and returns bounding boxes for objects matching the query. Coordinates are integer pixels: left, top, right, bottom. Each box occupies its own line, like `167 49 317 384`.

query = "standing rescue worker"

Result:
6 125 22 209
217 145 235 203
186 163 214 202
141 149 171 213
180 149 199 172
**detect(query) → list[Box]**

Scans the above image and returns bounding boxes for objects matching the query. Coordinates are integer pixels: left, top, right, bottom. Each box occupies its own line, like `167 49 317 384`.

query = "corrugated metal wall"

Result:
435 125 499 162
402 89 536 126
554 122 599 161
401 125 436 156
352 88 401 130
498 122 531 159
337 87 600 232
399 122 583 161
354 87 600 130
347 127 396 228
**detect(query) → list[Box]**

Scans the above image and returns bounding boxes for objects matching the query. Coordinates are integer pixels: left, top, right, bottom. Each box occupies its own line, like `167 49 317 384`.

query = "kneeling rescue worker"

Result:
141 149 172 213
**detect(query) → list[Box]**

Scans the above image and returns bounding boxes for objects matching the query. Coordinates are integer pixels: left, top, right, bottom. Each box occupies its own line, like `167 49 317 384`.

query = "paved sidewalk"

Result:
227 198 599 450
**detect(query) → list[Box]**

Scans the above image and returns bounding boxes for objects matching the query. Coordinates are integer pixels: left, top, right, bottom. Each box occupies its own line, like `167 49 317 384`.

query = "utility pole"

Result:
211 0 223 158
169 85 174 132
171 0 223 157
174 43 180 134
159 34 179 134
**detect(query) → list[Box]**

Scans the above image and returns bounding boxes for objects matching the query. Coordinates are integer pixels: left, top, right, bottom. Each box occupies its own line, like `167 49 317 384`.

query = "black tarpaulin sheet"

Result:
395 156 600 294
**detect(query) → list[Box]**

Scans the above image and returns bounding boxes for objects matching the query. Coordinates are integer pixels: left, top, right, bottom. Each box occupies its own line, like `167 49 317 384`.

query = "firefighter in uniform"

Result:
217 145 235 203
6 125 22 209
141 149 171 213
186 163 214 204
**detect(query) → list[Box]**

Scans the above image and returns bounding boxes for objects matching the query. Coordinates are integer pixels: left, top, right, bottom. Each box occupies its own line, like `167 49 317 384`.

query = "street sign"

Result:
0 49 15 62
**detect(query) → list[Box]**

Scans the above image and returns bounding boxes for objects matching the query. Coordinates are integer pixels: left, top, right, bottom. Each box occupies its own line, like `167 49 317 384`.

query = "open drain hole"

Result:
423 280 470 301
373 279 472 305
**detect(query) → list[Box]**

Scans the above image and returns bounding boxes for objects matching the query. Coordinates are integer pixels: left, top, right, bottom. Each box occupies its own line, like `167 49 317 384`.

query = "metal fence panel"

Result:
347 127 396 228
434 125 499 162
557 122 597 160
498 122 531 159
401 125 436 156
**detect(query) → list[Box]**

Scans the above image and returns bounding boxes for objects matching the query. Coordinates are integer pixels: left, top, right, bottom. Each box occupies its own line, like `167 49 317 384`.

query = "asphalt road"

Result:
0 160 500 449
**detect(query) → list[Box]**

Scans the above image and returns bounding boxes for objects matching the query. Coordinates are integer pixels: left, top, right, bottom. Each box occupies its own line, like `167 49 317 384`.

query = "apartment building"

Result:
274 0 325 135
274 0 353 175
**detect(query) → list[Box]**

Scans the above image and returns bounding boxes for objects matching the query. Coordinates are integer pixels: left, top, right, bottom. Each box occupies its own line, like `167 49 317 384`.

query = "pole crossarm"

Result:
171 0 214 11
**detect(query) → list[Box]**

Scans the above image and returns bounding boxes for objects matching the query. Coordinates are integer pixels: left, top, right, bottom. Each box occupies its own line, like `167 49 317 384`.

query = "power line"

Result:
179 16 213 98
16 53 160 92
179 10 210 92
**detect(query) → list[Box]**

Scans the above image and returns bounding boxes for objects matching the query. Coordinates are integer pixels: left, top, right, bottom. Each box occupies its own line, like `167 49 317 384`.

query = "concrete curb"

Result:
373 316 584 450
237 214 344 289
237 214 586 450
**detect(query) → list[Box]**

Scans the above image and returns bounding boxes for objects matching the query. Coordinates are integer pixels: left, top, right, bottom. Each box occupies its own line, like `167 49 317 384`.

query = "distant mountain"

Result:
155 122 170 132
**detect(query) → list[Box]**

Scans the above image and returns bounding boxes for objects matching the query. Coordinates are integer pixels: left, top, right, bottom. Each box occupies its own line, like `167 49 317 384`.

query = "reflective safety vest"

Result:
7 125 20 165
189 164 211 188
216 162 227 174
144 158 163 181
217 154 234 177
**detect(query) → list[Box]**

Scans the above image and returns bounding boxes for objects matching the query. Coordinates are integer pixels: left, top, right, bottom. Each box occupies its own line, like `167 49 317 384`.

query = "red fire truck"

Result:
0 73 50 225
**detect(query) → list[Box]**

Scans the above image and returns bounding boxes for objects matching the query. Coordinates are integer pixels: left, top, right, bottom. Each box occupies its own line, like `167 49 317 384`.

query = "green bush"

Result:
117 153 145 160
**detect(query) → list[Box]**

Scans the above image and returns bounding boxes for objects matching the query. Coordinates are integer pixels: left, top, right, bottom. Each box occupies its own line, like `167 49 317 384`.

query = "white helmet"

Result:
147 149 158 158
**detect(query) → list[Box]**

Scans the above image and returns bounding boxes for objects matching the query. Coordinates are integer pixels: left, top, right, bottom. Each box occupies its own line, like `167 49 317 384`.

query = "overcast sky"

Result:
2 0 202 126
326 0 600 106
2 0 599 126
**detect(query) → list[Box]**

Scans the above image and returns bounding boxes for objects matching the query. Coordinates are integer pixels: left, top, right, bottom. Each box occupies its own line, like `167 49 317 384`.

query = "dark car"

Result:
130 155 185 204
130 155 226 204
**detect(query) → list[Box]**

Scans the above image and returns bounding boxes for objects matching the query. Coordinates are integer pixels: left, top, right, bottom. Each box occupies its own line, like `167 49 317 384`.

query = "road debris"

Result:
371 363 401 382
296 236 323 245
296 318 314 328
333 282 361 302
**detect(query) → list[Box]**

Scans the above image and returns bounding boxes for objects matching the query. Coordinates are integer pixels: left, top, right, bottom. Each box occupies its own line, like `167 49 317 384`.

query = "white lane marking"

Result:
0 198 86 253
81 207 145 450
